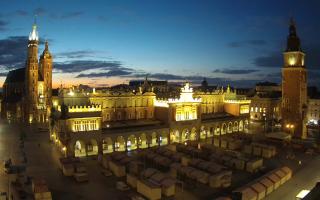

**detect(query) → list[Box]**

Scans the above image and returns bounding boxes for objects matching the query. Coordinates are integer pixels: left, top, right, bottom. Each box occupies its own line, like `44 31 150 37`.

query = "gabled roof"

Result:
4 68 25 84
4 67 44 83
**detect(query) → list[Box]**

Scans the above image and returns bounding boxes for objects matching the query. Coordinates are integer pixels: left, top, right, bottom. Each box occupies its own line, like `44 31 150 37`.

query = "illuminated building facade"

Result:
281 19 308 138
50 82 250 157
307 98 320 125
1 22 53 123
249 82 282 130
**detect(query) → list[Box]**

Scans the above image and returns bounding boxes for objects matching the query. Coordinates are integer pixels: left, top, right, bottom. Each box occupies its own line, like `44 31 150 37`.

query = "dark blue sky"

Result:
0 0 319 88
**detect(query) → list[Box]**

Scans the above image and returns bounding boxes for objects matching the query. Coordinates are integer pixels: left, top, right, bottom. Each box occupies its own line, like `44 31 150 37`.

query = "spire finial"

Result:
34 14 37 25
45 40 49 50
29 16 39 41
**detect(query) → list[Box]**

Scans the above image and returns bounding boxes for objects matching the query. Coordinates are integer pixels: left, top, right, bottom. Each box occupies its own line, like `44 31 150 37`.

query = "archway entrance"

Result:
159 132 168 146
239 120 244 132
227 122 233 134
233 122 239 132
139 133 148 149
181 129 190 143
87 139 98 156
190 128 197 141
127 135 137 151
74 140 86 157
170 130 180 143
244 120 249 133
200 126 207 140
215 126 220 136
102 137 113 154
221 124 227 135
115 136 126 152
150 132 158 147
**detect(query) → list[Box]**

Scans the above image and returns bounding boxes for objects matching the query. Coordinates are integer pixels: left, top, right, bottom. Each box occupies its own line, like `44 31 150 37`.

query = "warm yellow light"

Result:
296 190 310 199
53 101 58 106
68 90 74 96
288 57 296 66
55 139 58 143
290 125 294 129
286 124 290 128
62 147 66 151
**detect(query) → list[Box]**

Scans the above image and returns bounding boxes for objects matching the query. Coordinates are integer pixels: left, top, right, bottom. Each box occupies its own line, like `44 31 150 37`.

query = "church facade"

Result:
1 23 53 123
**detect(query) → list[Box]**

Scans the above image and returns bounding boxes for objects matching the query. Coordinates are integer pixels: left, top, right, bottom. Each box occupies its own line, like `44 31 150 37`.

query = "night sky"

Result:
0 0 319 88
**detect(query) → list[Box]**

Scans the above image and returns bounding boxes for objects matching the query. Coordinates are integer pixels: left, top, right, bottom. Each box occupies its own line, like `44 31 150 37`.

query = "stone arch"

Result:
244 119 249 132
181 129 190 143
115 136 126 152
74 140 86 157
221 123 227 135
127 135 137 151
239 120 244 132
102 137 113 154
159 131 168 146
190 127 197 141
149 132 158 147
208 127 214 138
227 122 233 133
233 121 239 132
215 125 220 136
87 139 98 156
139 133 148 149
200 126 207 140
170 130 180 143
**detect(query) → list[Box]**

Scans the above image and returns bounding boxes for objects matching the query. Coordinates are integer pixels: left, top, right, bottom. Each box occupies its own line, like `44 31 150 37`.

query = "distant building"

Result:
281 19 307 138
249 82 281 131
307 98 320 125
1 22 53 123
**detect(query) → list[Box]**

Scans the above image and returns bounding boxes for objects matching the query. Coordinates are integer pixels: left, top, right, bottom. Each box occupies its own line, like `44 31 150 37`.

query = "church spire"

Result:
286 18 301 52
45 40 49 51
29 17 39 41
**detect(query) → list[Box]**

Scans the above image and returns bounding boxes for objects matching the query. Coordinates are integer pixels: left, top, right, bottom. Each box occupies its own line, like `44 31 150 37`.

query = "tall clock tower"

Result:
282 19 307 138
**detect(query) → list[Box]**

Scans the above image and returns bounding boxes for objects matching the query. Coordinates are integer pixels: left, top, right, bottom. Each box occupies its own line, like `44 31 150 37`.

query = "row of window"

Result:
73 120 99 132
93 99 154 108
104 111 153 121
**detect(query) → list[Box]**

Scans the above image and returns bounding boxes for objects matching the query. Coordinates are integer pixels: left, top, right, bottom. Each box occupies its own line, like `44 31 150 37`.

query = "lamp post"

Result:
286 123 295 135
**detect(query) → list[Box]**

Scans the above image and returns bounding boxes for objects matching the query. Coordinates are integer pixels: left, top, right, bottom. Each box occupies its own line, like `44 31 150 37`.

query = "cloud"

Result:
60 11 84 19
0 72 8 77
49 11 85 20
55 50 101 59
253 43 320 69
0 19 8 31
0 36 28 69
33 7 46 16
0 36 46 70
77 69 133 78
228 40 267 48
213 68 259 74
54 60 130 73
13 10 28 16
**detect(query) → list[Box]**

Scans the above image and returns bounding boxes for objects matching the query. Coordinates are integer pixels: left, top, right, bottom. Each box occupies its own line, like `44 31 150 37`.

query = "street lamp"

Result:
286 123 295 134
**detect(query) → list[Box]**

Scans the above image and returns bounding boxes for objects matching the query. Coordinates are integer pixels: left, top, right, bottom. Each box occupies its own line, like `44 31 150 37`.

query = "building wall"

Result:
307 99 320 124
250 96 281 122
90 92 155 124
194 93 225 114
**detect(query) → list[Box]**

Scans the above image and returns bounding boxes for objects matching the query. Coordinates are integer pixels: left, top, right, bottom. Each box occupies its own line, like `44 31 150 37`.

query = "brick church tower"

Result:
281 19 307 138
39 41 53 114
25 22 39 122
